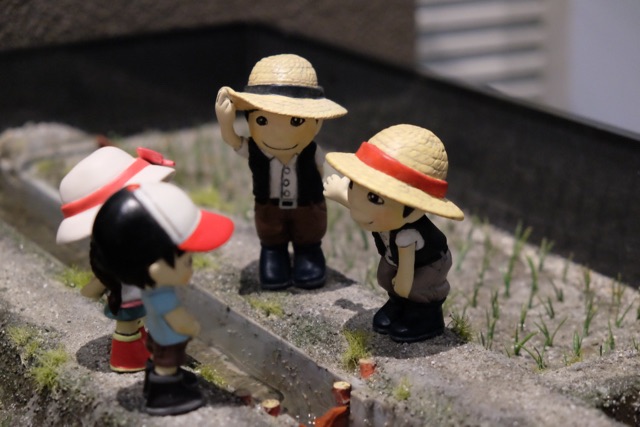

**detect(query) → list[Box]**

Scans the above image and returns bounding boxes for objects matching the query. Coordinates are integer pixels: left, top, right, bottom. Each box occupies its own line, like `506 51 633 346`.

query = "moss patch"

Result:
58 265 93 290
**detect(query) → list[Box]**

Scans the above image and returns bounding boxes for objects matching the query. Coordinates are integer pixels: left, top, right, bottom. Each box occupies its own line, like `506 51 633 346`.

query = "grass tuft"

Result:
197 364 228 389
58 265 93 289
341 329 371 371
449 310 473 342
30 347 68 391
246 295 285 318
393 377 411 401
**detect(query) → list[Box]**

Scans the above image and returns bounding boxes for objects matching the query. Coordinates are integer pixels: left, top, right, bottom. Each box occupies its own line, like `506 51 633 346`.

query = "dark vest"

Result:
373 215 448 267
247 138 324 205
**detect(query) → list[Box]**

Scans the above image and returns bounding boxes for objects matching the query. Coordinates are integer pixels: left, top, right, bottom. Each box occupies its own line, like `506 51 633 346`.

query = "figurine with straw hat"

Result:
324 124 464 343
215 53 347 290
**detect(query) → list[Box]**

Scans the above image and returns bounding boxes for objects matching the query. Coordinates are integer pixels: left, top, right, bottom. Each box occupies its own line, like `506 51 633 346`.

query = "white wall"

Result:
564 0 640 135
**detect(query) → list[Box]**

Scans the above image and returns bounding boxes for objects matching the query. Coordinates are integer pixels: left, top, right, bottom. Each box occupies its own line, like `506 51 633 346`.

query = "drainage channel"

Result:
0 137 342 425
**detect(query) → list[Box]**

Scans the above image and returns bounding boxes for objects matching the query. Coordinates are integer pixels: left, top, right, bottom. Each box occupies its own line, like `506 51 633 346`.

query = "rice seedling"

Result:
534 316 567 347
512 327 537 357
539 296 555 319
549 279 564 303
503 221 532 298
523 345 547 370
537 237 555 272
583 294 597 336
526 256 539 309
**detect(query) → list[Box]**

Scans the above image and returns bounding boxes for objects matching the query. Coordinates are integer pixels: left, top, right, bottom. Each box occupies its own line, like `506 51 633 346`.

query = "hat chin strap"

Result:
355 142 448 199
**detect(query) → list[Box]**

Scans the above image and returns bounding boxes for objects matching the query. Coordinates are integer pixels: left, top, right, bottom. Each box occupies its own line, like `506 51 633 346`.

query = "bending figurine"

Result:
215 53 347 290
56 146 175 372
90 182 233 415
324 125 464 343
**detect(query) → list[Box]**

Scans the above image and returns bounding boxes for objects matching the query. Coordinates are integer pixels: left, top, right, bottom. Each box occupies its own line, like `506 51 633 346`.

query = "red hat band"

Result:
355 142 448 199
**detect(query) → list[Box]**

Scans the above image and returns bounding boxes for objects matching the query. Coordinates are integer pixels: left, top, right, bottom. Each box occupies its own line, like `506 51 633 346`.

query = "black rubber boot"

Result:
145 370 204 416
372 294 405 334
259 244 291 290
143 359 198 398
389 298 446 343
292 243 326 289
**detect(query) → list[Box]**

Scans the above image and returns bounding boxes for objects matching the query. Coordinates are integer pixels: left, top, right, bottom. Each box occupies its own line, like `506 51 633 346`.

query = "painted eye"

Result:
290 117 305 127
367 192 384 205
348 180 353 190
256 116 268 126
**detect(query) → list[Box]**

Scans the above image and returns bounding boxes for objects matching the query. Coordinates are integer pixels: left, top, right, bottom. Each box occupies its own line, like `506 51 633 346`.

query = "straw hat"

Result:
225 54 347 119
56 146 175 244
326 124 464 220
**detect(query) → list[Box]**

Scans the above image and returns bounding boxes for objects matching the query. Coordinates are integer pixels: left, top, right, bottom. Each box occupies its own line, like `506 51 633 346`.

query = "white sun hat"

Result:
56 146 175 244
129 182 234 252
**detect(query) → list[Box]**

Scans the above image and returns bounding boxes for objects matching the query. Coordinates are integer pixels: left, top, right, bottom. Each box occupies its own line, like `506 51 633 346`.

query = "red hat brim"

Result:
178 209 234 252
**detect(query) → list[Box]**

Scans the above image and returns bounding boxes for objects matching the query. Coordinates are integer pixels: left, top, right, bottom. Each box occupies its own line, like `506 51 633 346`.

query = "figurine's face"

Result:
148 251 194 286
347 181 409 232
247 110 322 163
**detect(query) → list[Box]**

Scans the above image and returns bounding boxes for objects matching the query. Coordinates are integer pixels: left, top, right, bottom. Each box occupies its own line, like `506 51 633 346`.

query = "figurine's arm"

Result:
164 306 201 338
215 87 243 150
80 277 107 300
393 244 416 298
323 174 350 208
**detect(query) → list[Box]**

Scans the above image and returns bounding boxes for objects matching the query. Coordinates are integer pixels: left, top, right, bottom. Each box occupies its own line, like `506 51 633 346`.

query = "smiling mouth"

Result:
262 141 299 151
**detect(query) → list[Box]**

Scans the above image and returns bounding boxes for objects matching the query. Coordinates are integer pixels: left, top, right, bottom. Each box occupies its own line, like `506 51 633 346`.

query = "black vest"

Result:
373 215 448 267
247 138 324 205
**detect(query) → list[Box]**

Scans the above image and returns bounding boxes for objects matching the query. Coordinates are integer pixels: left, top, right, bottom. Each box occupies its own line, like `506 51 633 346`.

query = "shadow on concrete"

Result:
238 261 356 295
76 334 112 373
343 308 463 360
115 376 241 414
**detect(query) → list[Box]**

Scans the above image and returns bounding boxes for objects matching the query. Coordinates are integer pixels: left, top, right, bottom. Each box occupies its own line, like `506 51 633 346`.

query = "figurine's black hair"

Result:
90 187 183 314
403 206 415 218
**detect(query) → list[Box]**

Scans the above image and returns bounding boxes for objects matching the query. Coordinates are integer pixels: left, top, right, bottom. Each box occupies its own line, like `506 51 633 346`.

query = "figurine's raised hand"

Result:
323 174 350 208
215 87 242 149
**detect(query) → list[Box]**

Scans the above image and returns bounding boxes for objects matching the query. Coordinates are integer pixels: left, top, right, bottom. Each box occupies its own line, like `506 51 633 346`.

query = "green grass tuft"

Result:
246 296 285 318
393 377 412 401
197 365 228 389
58 265 93 289
341 329 371 371
30 347 68 391
449 310 473 342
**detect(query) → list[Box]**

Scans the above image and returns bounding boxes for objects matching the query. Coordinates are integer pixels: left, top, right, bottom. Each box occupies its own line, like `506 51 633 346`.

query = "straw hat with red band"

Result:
56 146 175 245
128 182 234 252
224 54 347 119
326 124 464 221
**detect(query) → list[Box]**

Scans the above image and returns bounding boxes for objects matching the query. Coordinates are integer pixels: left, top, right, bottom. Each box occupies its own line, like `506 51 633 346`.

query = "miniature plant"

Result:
526 256 539 309
490 289 500 320
449 310 473 343
503 221 532 298
583 294 597 336
58 265 93 290
7 325 41 363
614 300 634 328
519 304 528 331
570 332 583 363
246 296 285 318
534 316 567 347
582 267 592 297
604 321 615 353
30 347 68 391
342 329 371 371
197 364 228 389
479 310 497 350
539 296 555 319
522 345 547 370
393 377 412 401
512 327 536 357
537 238 554 272
549 279 564 303
192 253 219 270
561 253 574 283
454 220 475 271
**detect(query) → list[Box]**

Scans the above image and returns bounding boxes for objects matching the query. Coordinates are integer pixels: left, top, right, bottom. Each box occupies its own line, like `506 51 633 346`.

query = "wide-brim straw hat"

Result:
225 54 347 119
56 146 175 244
326 124 464 220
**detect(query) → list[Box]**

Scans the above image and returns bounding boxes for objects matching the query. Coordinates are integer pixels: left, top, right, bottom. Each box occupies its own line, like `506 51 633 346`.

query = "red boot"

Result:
110 331 151 373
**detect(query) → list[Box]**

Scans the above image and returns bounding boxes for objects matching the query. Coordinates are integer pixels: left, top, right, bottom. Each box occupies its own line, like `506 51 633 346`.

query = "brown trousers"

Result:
254 201 327 246
377 250 452 303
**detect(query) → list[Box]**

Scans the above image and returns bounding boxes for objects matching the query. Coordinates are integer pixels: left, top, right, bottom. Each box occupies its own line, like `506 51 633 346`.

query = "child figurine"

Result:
215 53 347 290
90 182 234 415
323 125 464 343
57 146 175 372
